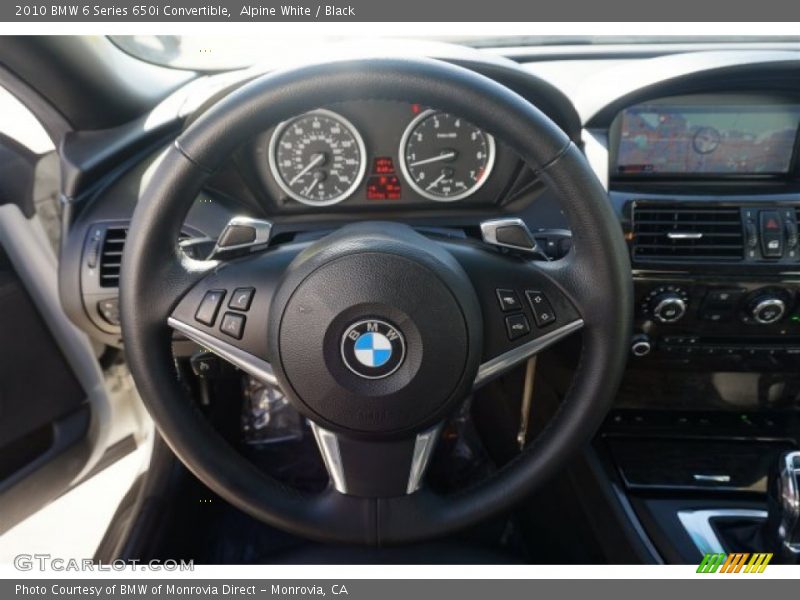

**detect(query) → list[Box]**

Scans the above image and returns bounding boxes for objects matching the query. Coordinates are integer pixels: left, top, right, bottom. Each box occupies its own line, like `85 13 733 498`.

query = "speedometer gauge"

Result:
268 109 366 206
399 109 495 202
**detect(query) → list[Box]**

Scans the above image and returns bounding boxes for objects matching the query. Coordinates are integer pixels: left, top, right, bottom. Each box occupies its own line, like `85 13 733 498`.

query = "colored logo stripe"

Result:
697 553 772 574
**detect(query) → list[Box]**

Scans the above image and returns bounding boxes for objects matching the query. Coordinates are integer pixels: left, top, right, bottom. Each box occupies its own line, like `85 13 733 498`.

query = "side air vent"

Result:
99 227 127 287
632 203 744 261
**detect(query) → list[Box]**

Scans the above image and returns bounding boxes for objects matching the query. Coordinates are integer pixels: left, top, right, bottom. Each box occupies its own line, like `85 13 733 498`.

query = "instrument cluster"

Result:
249 100 518 211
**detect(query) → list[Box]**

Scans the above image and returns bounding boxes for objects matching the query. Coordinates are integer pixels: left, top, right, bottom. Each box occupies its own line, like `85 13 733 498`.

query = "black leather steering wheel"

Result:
120 57 632 545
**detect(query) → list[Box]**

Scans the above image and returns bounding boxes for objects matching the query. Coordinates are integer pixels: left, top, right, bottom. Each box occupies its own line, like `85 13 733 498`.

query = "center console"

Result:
617 194 800 369
590 90 800 563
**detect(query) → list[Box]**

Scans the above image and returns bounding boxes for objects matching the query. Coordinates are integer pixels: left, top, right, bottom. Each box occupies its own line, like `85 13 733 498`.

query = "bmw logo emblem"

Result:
341 319 406 379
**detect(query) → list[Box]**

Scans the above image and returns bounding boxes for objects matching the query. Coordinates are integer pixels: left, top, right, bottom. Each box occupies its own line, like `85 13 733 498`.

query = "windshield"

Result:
110 35 800 71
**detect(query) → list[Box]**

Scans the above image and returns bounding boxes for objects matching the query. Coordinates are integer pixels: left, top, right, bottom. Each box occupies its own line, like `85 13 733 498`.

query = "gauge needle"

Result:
409 151 456 167
426 173 447 190
289 153 325 185
302 177 321 196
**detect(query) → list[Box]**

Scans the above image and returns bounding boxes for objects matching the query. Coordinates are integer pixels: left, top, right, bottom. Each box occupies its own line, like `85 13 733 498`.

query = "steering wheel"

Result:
120 57 632 545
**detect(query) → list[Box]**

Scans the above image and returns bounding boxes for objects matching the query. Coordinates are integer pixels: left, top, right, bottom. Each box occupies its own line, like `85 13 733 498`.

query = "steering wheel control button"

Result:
341 319 406 379
229 287 255 311
195 290 225 326
505 314 531 340
496 289 522 312
220 312 246 339
526 291 556 327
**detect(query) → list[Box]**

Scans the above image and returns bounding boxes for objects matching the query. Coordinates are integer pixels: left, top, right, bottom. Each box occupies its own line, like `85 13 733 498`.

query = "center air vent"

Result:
99 226 127 287
632 203 744 261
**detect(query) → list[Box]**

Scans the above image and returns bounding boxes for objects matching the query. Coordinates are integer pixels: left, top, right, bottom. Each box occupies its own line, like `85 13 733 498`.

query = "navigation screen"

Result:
615 104 800 176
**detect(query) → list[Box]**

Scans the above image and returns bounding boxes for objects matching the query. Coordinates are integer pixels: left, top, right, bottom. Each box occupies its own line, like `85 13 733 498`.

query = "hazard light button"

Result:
759 211 783 258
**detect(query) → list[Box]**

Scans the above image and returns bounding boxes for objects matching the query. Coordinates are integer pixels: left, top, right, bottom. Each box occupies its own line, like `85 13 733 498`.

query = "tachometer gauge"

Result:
399 109 495 202
269 109 366 206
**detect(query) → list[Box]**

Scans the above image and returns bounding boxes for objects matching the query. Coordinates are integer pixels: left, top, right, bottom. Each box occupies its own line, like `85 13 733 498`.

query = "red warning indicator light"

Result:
367 175 402 200
411 103 422 114
372 156 396 175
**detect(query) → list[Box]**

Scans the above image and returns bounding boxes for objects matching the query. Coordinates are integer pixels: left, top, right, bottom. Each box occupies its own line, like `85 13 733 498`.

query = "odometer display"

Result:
400 110 495 202
269 109 366 206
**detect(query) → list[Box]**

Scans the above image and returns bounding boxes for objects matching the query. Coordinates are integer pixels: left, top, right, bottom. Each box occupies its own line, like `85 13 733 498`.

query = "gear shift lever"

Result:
764 451 800 562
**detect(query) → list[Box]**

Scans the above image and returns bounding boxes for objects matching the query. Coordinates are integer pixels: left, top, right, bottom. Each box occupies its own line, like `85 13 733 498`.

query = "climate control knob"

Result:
749 297 786 325
650 292 687 323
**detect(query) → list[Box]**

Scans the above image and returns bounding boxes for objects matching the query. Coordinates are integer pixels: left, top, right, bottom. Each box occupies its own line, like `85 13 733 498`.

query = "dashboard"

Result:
245 100 520 211
57 47 800 376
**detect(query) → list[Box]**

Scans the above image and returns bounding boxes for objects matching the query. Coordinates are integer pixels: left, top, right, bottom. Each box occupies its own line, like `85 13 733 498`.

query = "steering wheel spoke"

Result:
442 238 586 389
310 423 443 497
167 241 305 385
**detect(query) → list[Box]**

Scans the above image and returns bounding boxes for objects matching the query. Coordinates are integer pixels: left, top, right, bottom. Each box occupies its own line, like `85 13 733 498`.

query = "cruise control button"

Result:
525 290 556 327
195 290 225 326
505 314 530 340
496 289 521 312
220 312 246 339
229 287 255 311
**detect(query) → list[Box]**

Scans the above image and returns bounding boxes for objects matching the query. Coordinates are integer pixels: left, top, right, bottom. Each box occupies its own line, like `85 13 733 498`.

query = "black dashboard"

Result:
58 51 581 348
59 49 800 367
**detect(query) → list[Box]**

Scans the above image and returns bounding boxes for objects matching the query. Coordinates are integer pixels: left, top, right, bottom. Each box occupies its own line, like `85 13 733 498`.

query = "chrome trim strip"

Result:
779 451 800 554
167 317 277 386
309 423 347 494
407 424 443 494
677 509 766 555
209 216 273 258
474 319 584 389
667 232 703 240
581 129 609 191
692 474 731 483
